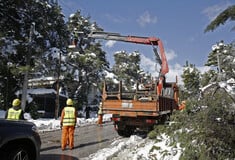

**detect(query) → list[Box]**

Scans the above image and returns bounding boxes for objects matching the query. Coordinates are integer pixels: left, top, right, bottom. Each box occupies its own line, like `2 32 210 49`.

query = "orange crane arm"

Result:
88 31 169 76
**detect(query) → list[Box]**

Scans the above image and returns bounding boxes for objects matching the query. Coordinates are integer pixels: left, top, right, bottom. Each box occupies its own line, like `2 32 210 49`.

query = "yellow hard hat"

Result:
66 98 73 106
12 98 21 107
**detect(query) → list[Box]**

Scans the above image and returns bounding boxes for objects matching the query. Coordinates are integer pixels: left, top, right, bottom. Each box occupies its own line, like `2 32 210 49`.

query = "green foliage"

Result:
181 61 201 99
148 86 235 159
0 0 69 109
205 5 235 32
149 145 161 152
200 70 217 86
0 63 18 110
148 130 157 139
25 102 40 119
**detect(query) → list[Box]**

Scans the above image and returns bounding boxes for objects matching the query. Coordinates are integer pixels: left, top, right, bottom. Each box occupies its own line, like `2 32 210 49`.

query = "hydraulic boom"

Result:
88 31 169 76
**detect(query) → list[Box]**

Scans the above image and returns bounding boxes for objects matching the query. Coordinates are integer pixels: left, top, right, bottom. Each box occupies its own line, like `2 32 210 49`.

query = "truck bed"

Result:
103 96 177 117
102 80 178 117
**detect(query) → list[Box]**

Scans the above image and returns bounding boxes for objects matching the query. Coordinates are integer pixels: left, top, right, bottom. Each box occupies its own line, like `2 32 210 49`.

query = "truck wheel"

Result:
117 129 133 137
159 114 170 124
117 129 127 137
116 125 134 137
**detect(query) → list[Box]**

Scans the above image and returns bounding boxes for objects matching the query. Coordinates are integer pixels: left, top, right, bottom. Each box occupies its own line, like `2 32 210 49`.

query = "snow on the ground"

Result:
0 110 182 160
84 133 182 160
27 113 113 132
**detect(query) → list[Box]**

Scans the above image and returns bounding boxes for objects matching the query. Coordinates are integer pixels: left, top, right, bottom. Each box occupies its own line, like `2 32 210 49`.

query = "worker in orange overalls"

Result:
60 98 77 150
97 102 103 126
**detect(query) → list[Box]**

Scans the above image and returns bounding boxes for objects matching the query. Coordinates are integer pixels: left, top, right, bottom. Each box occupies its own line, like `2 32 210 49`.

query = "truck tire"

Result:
159 114 170 124
117 129 128 137
116 125 134 137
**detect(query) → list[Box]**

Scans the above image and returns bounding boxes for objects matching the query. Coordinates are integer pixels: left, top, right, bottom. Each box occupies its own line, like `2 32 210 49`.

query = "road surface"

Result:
40 122 119 160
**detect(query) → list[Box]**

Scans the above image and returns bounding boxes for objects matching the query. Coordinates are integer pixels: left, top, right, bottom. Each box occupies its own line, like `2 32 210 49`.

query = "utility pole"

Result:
21 22 35 111
55 51 61 119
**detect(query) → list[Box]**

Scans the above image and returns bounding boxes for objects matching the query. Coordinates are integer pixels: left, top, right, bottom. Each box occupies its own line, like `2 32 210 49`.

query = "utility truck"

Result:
88 31 181 137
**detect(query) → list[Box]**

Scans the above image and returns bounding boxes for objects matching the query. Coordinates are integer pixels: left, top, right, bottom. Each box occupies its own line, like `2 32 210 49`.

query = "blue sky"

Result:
59 0 234 83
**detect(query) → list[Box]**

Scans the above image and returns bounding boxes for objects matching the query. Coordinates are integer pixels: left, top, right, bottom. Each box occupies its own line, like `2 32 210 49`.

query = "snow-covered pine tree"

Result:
66 10 109 108
181 61 201 99
112 50 142 91
205 41 235 81
0 0 68 109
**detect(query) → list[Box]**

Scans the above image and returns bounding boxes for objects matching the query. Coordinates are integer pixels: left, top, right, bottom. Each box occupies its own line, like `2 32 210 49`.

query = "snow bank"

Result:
28 114 112 132
83 134 182 160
